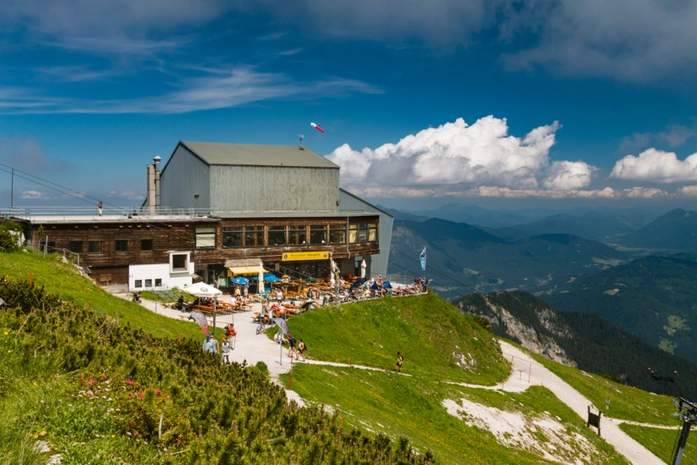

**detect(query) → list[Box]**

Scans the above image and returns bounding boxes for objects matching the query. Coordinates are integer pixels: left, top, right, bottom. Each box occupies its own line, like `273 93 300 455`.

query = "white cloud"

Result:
327 116 561 191
476 186 668 199
21 190 52 199
0 67 380 114
500 0 697 81
610 148 697 183
108 190 145 200
542 161 595 191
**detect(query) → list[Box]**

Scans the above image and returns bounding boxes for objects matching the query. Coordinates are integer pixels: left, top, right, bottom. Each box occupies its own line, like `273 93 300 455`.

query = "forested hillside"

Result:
543 254 697 363
457 290 697 399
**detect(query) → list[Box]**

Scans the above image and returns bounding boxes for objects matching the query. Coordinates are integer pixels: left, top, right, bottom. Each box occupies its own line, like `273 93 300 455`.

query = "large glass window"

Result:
222 227 243 248
244 226 264 247
359 224 369 243
68 241 83 253
141 239 153 251
115 240 128 252
288 225 307 245
268 226 286 246
196 228 216 249
329 225 346 244
310 225 327 245
349 224 358 244
88 241 102 253
368 223 378 242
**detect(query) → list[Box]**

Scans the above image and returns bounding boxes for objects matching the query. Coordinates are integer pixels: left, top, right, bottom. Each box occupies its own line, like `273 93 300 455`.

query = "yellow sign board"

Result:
282 251 329 261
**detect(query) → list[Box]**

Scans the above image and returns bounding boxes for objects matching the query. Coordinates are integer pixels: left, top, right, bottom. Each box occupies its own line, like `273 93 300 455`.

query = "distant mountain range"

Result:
542 253 697 363
486 212 640 243
457 290 697 399
388 217 630 296
619 208 697 252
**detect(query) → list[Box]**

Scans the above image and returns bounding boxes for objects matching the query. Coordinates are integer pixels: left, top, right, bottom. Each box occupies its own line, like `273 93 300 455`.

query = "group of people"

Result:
201 323 237 364
280 333 307 362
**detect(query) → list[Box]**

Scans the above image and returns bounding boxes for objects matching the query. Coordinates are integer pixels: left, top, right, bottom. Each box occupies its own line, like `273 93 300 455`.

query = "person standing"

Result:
297 338 307 362
202 334 218 355
97 201 103 217
396 351 404 373
288 334 297 362
221 339 231 364
226 323 237 349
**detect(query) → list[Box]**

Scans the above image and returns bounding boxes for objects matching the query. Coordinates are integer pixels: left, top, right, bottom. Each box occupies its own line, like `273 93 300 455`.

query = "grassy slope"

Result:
0 250 204 342
285 293 509 385
280 295 628 465
282 365 627 465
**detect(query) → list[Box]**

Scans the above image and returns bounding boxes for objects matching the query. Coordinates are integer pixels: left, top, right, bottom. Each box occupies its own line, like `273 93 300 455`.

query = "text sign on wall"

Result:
282 251 329 261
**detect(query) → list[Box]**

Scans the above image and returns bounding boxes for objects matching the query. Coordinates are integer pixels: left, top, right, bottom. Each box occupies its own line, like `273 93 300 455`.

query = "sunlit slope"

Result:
287 293 509 385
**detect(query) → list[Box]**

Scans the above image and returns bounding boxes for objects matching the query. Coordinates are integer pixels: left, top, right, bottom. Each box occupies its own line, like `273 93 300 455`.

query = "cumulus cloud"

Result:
610 148 697 183
327 116 564 191
542 161 595 190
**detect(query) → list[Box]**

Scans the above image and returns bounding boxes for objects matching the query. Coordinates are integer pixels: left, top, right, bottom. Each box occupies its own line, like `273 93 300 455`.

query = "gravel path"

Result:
127 294 668 465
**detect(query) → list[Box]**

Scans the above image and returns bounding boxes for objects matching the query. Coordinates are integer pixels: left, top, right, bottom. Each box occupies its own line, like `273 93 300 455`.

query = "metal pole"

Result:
10 168 14 209
672 421 692 465
212 298 217 336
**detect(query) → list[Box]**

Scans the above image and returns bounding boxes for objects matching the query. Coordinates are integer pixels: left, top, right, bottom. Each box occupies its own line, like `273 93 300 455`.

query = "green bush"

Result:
0 220 21 253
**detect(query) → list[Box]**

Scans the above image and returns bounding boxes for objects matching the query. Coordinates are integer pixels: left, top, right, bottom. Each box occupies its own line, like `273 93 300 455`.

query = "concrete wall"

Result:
159 145 211 210
128 261 194 291
209 165 340 212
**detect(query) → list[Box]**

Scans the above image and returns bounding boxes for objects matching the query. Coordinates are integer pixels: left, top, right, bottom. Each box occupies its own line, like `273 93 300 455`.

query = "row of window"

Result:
62 223 378 254
133 278 162 288
68 239 153 254
199 223 378 249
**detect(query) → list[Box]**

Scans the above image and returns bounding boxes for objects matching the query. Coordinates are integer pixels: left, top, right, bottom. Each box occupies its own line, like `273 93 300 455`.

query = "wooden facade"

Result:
21 214 380 285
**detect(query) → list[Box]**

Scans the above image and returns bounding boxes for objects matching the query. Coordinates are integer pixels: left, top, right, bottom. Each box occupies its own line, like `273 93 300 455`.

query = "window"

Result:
330 225 346 245
222 227 243 248
244 226 264 247
288 225 307 245
196 228 216 249
349 224 358 244
171 252 189 272
145 279 152 287
88 241 102 253
155 278 162 287
115 240 128 252
368 223 378 242
134 279 142 288
359 224 368 243
268 226 286 246
141 239 153 251
68 241 83 253
309 225 327 245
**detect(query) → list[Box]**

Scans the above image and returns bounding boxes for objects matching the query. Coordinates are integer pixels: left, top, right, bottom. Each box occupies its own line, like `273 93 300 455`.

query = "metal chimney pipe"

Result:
154 156 162 210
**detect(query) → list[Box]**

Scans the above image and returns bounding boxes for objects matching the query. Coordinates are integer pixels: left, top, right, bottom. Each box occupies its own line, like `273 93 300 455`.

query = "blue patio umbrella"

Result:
232 277 249 285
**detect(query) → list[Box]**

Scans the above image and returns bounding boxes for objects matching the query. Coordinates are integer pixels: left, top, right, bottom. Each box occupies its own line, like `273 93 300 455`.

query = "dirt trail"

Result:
128 294 668 465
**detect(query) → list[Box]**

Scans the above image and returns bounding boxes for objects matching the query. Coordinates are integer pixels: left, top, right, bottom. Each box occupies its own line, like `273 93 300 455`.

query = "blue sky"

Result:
2 0 697 211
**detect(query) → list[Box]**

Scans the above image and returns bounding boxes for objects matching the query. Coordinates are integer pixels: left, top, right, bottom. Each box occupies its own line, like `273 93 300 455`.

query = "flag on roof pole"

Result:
420 247 427 272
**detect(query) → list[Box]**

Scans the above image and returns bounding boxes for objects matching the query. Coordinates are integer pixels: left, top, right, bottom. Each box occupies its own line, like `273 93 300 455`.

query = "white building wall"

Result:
128 262 195 291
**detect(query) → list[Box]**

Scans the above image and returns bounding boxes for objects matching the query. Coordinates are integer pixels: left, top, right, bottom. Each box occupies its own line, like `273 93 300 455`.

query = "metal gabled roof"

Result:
180 141 339 169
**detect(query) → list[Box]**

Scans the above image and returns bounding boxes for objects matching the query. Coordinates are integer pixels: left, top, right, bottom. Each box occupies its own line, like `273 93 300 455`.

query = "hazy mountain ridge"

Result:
620 208 697 251
389 218 630 296
457 290 697 398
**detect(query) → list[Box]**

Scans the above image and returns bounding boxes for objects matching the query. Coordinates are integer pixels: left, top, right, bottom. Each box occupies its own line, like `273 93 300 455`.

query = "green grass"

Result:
0 250 205 342
141 288 194 303
281 364 629 465
619 423 695 465
284 293 509 385
525 343 679 426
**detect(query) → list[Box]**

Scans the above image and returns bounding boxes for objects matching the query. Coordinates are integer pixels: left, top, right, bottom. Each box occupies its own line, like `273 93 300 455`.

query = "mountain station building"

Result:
14 141 393 291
